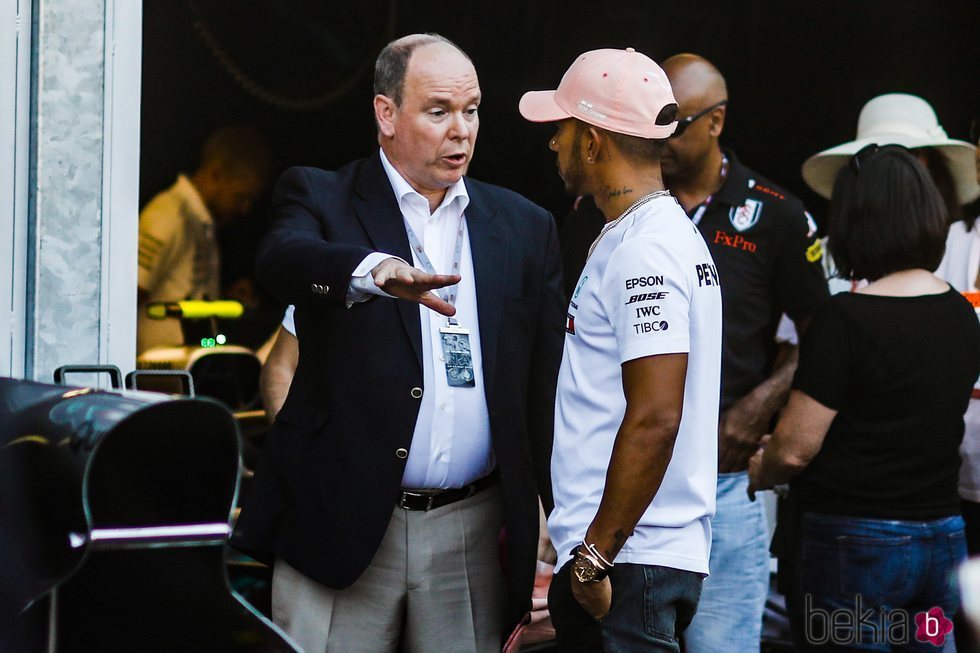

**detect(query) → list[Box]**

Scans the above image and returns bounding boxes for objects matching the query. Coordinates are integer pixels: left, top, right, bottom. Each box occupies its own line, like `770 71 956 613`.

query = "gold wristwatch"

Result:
571 544 609 583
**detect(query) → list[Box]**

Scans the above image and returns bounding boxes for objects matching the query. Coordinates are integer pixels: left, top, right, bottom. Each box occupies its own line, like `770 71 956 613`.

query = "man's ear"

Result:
586 125 605 162
374 95 397 138
709 106 726 139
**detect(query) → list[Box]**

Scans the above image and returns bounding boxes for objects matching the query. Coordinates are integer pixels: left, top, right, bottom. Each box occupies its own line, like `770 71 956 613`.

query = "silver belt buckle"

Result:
399 490 436 511
400 491 422 510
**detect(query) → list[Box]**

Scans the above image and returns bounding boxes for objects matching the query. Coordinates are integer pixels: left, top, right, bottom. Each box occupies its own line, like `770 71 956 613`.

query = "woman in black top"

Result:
749 145 980 651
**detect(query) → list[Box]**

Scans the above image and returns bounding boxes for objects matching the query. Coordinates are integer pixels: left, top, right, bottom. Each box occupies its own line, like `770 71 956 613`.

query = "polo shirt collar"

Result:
175 174 213 225
379 147 469 217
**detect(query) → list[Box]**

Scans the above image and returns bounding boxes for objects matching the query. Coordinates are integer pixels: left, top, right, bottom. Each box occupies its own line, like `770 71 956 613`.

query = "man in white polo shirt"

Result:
520 48 722 652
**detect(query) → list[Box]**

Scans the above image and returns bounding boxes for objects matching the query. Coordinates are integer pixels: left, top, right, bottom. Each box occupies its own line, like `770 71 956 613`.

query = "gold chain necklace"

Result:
587 190 672 261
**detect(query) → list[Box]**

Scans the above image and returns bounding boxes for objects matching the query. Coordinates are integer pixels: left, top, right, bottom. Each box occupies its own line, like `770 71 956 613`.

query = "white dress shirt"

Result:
284 150 494 489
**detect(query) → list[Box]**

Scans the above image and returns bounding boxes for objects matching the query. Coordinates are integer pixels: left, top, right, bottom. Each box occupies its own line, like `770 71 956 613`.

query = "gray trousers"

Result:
272 485 508 653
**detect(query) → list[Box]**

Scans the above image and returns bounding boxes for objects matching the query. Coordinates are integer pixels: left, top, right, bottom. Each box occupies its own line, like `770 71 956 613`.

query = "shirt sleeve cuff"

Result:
281 305 296 336
347 252 406 306
619 338 690 365
774 314 799 345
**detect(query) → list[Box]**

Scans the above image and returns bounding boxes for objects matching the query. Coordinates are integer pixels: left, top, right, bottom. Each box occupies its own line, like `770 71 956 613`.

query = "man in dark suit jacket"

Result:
232 33 565 652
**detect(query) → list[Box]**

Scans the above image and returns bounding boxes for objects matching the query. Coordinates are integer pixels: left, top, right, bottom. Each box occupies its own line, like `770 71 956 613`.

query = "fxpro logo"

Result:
805 595 952 647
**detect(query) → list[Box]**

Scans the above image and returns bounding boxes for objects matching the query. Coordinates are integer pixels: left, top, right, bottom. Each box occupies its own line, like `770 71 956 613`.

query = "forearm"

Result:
255 231 372 307
260 369 292 423
719 344 799 472
585 417 679 562
745 344 798 423
256 167 374 307
259 329 299 423
750 316 811 421
751 389 836 491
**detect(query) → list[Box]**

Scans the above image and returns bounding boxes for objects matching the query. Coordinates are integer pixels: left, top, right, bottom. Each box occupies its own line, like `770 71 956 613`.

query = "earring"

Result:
587 156 595 164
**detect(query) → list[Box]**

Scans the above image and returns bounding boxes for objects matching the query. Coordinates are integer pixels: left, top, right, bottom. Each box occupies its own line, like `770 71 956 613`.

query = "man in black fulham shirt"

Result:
660 54 829 652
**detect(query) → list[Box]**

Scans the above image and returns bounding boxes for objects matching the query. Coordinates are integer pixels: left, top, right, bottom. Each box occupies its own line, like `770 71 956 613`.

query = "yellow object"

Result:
146 300 244 320
2 435 49 448
806 240 824 263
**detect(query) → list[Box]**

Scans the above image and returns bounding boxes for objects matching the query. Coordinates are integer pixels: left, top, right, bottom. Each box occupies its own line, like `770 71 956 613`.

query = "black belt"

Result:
397 471 499 511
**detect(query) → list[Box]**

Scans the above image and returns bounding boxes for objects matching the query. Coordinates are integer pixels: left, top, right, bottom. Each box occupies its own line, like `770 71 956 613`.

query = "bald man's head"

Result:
660 54 729 184
661 54 728 108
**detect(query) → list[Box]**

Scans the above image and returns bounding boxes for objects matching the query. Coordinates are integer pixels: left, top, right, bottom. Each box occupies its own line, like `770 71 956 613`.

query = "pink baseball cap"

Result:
519 47 677 139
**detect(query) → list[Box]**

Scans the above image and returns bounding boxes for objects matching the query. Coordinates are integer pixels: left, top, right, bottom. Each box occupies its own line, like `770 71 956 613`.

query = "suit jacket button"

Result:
322 285 330 293
396 448 408 459
410 387 423 399
310 283 320 293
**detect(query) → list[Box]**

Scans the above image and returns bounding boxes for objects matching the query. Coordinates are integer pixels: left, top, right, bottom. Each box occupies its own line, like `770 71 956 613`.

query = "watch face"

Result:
572 555 599 583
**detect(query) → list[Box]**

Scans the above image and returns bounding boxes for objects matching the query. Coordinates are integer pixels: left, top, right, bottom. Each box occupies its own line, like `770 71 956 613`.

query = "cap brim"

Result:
802 134 980 203
519 90 570 123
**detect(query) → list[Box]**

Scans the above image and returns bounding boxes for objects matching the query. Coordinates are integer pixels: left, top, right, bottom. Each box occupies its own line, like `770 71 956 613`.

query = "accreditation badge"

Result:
439 320 475 387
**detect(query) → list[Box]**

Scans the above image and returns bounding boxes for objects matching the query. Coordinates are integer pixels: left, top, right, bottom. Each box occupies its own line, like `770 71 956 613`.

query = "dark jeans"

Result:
549 562 703 653
788 512 965 652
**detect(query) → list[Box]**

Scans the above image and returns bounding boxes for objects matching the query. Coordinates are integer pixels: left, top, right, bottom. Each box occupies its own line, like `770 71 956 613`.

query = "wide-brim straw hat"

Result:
802 93 979 204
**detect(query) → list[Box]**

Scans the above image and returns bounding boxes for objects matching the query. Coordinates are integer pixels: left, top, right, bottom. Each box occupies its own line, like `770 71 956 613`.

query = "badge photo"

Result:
440 322 475 388
729 199 763 232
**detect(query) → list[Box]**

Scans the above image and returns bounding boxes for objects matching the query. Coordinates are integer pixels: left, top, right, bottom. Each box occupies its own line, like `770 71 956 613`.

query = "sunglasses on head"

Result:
670 100 728 138
849 143 913 174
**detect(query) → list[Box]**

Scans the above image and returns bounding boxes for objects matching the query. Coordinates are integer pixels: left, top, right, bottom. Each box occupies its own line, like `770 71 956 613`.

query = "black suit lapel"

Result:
352 153 422 369
464 181 507 396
